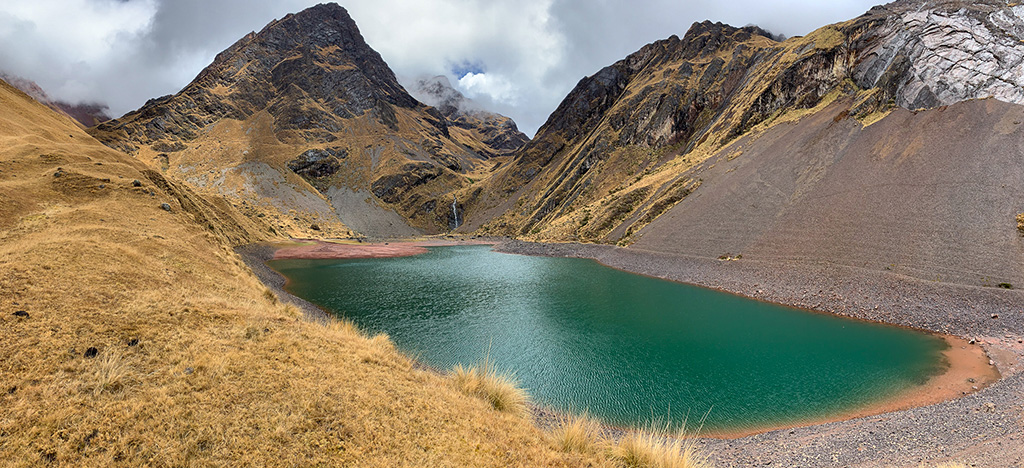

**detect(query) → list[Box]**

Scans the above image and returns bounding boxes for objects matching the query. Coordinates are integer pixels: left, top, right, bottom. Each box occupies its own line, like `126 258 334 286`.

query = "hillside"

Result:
0 72 112 127
634 97 1024 287
0 75 598 466
90 3 527 237
465 0 1024 288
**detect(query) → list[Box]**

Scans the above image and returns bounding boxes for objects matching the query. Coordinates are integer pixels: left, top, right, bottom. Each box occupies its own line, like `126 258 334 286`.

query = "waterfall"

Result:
451 196 460 230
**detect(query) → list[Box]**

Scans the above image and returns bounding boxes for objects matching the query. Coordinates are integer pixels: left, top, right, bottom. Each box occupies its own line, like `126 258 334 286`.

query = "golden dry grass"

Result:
548 415 710 468
551 413 605 455
0 79 600 467
452 358 529 417
87 349 131 397
612 430 709 468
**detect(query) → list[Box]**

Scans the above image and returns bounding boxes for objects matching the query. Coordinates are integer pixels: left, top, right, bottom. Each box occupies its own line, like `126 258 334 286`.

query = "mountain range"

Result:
467 0 1024 287
2 1 1024 465
74 0 1020 288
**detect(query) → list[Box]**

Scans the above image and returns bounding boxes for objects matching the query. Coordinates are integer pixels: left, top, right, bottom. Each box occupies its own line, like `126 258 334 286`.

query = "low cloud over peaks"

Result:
1 0 878 135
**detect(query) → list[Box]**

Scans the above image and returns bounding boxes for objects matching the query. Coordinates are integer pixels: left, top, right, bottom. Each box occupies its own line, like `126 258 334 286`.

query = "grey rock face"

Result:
287 148 347 179
370 163 443 203
854 1 1024 109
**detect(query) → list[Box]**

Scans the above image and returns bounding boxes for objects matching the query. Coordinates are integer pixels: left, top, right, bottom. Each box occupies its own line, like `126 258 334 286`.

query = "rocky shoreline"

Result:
495 240 1024 467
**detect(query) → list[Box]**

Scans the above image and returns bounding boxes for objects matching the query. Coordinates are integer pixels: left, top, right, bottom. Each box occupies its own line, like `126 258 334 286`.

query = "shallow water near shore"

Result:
270 245 950 433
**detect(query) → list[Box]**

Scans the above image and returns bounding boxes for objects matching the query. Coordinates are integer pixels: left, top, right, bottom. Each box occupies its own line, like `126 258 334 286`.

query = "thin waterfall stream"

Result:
451 196 460 229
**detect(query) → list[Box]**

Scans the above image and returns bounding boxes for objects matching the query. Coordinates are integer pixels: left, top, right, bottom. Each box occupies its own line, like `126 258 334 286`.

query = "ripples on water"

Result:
270 245 948 432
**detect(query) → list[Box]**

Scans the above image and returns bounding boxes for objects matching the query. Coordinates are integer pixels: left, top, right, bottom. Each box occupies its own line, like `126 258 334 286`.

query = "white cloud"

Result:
342 0 566 133
2 0 155 61
457 72 519 105
0 0 156 102
0 0 881 136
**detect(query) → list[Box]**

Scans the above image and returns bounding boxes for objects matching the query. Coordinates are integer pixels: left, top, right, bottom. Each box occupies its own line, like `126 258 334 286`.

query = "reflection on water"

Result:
270 245 947 432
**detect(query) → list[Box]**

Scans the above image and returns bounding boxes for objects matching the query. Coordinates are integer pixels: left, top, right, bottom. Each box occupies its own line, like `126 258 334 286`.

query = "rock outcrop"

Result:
465 22 784 238
852 0 1024 109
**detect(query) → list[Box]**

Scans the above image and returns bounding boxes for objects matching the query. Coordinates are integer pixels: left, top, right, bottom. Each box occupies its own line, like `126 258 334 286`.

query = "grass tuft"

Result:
324 316 364 339
452 357 528 417
612 429 709 468
551 413 604 454
262 287 278 304
282 303 301 318
90 349 131 396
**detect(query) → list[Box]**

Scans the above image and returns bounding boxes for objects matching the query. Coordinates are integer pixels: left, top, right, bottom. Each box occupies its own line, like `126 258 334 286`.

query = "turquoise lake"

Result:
269 245 948 432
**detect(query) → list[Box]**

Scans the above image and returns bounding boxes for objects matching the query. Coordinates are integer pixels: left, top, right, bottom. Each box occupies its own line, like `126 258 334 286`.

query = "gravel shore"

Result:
495 240 1024 467
235 243 331 323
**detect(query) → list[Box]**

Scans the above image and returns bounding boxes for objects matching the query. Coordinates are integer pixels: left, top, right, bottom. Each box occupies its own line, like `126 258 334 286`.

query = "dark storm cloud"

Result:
0 0 879 136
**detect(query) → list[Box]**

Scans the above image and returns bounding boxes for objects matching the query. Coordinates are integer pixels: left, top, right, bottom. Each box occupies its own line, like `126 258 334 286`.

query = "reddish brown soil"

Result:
272 238 493 260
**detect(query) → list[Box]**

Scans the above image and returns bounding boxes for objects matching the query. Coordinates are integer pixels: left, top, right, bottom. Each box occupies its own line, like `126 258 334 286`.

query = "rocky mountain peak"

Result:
407 75 530 158
681 20 775 48
195 1 416 115
95 2 420 152
516 18 773 171
409 75 471 117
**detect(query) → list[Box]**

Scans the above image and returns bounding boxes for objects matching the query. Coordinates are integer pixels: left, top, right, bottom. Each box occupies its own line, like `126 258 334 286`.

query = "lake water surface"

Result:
270 245 948 432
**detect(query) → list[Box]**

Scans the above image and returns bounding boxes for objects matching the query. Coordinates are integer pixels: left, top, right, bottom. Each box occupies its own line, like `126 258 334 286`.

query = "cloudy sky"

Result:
0 0 879 136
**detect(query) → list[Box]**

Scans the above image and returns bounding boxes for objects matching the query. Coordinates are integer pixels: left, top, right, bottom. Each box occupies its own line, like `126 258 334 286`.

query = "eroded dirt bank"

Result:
495 240 1024 467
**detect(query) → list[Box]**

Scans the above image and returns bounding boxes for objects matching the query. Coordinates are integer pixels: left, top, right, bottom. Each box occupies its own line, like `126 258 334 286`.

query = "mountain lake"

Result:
269 245 949 433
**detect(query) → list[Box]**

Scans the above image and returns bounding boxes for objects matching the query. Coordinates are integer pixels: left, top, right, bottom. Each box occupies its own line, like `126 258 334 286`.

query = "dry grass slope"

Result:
550 413 604 455
0 79 605 466
613 431 708 468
